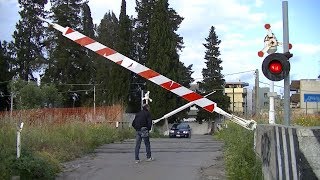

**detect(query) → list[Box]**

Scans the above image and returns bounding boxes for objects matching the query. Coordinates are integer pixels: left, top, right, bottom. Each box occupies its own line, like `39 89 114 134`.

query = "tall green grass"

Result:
292 115 320 127
215 122 263 180
0 117 134 179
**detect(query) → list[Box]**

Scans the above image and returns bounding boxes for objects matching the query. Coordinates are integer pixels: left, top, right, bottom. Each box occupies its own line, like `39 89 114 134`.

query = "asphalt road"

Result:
56 135 226 180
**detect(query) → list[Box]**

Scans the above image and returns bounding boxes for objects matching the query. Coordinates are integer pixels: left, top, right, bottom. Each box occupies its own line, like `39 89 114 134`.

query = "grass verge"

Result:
215 122 263 180
0 117 135 179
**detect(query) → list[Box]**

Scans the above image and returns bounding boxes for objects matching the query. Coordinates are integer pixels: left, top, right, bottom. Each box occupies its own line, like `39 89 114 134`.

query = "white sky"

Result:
1 0 319 95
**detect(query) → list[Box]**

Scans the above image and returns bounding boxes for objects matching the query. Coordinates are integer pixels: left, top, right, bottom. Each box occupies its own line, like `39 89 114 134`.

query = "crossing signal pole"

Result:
282 1 291 125
258 1 292 125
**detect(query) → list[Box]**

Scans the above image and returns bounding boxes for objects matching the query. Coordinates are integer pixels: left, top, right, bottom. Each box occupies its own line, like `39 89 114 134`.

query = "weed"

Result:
0 115 135 179
215 122 263 180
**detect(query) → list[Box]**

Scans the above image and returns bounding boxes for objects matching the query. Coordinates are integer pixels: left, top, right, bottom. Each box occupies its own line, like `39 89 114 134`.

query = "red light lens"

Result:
269 60 282 74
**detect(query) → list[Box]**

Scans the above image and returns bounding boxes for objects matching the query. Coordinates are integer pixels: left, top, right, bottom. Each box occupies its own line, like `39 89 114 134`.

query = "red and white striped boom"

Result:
38 17 257 130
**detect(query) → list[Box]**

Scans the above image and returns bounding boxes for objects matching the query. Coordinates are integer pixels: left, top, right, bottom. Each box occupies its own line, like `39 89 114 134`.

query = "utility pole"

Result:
269 81 275 124
283 1 291 125
232 85 235 112
255 69 260 116
93 84 96 115
140 89 144 110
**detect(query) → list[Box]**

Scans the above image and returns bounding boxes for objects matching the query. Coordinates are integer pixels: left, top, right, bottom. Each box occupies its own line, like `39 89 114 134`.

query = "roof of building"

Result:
290 80 300 91
225 82 249 87
290 93 300 103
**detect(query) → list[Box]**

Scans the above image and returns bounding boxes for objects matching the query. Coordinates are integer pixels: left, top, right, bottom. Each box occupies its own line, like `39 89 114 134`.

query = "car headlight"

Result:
169 130 174 133
183 131 189 134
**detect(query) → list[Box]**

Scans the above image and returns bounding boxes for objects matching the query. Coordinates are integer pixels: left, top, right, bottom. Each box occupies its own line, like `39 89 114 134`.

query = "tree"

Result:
147 0 185 120
94 11 119 106
107 0 134 109
43 0 91 107
134 0 155 65
79 2 96 106
197 26 230 122
8 79 62 109
125 0 155 112
41 84 63 108
8 79 42 109
0 41 14 111
12 0 48 81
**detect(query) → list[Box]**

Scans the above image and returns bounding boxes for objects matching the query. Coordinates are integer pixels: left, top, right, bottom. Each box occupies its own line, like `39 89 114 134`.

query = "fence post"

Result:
17 122 24 159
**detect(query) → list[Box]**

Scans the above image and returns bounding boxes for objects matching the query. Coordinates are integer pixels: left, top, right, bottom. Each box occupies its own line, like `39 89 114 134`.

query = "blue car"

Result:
169 123 191 138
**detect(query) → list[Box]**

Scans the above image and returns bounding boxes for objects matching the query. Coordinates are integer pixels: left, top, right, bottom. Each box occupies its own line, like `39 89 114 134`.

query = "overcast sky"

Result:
1 0 319 95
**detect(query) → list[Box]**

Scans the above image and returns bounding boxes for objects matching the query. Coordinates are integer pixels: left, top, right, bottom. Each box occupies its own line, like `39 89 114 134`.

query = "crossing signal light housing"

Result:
262 52 292 81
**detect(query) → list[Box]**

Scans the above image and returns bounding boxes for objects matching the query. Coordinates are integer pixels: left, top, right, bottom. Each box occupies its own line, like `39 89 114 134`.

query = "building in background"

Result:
224 82 249 116
257 87 282 114
291 79 320 114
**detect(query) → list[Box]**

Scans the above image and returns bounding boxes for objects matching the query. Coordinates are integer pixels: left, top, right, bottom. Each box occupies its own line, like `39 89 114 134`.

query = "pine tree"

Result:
127 0 155 112
147 0 185 120
0 41 13 111
81 2 95 38
13 0 48 81
43 0 90 107
107 0 133 108
80 2 96 106
95 11 119 106
197 26 230 122
134 0 155 65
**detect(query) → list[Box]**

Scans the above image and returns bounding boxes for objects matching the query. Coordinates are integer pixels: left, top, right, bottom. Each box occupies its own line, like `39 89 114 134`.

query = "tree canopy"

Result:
197 26 230 122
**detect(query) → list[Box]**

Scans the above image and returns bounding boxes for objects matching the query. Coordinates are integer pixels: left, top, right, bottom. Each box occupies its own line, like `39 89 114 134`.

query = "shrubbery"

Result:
215 122 263 180
0 117 135 179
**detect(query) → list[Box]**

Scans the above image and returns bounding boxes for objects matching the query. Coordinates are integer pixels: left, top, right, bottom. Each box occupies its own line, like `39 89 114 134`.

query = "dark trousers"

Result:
135 131 151 160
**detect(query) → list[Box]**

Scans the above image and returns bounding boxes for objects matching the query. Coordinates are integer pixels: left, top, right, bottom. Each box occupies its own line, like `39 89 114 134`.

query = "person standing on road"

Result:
132 104 153 163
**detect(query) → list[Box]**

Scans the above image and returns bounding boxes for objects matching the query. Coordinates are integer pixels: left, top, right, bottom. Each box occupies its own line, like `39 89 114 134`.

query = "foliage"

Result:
41 84 63 108
11 150 60 179
0 41 13 110
147 0 187 121
95 11 119 106
0 116 135 179
215 122 262 180
197 26 230 122
18 82 44 109
293 115 320 127
43 0 94 107
13 0 48 81
107 0 133 109
8 79 62 109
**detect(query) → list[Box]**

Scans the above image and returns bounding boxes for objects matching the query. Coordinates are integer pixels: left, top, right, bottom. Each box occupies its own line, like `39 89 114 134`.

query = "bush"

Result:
11 150 60 179
215 122 262 180
293 115 320 127
0 117 135 179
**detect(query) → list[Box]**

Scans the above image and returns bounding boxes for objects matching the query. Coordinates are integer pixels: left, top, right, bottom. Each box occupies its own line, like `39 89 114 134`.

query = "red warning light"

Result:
269 60 282 74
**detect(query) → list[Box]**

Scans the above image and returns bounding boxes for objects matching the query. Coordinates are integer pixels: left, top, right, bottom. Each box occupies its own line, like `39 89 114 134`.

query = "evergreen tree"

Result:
147 0 185 120
12 0 48 81
80 2 96 106
107 0 133 109
94 11 119 106
43 0 90 107
127 0 155 112
197 26 230 122
0 41 13 111
134 0 154 65
81 2 95 38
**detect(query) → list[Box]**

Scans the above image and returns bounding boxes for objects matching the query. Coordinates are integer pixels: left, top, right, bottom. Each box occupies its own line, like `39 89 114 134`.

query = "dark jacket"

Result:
132 109 152 131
